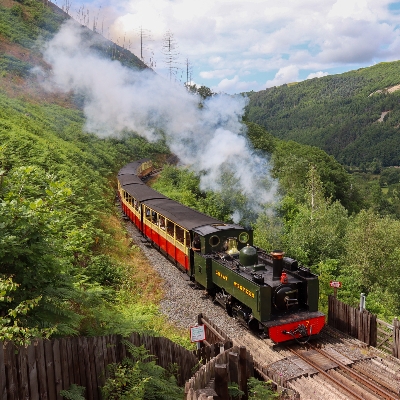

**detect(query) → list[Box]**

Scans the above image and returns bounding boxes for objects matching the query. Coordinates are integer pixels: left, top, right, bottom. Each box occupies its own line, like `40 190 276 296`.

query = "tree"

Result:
282 166 348 267
339 209 400 318
0 276 54 345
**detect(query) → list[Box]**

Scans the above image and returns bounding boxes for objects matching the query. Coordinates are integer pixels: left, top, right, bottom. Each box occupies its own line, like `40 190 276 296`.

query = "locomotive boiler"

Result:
117 159 325 343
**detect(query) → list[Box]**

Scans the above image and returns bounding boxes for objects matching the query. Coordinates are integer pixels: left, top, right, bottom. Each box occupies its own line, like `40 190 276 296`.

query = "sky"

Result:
54 0 400 94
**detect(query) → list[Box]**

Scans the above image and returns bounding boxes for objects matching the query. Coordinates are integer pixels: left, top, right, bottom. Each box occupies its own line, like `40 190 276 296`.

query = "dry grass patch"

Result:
101 213 165 304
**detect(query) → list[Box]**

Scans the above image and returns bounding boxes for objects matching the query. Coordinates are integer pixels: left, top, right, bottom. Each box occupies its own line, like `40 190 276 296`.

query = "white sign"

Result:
190 325 206 342
330 281 342 288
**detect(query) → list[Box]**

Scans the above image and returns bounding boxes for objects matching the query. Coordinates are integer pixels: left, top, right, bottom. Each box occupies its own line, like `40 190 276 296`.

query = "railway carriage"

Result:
118 159 325 343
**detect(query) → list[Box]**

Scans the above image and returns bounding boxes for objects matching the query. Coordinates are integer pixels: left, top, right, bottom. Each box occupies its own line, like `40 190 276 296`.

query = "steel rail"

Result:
287 346 371 400
310 345 398 400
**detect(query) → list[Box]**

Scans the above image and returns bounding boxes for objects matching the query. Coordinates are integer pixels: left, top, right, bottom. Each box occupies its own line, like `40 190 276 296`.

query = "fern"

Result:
228 382 244 399
60 384 86 400
102 340 183 400
248 377 278 399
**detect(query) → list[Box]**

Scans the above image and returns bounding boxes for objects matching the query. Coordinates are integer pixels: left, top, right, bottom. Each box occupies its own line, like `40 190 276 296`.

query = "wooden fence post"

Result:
393 318 400 358
214 364 229 399
228 352 239 385
0 342 6 400
239 346 248 400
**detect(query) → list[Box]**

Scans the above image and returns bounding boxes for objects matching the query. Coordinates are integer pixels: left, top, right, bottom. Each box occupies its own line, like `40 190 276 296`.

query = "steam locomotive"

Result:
117 159 325 343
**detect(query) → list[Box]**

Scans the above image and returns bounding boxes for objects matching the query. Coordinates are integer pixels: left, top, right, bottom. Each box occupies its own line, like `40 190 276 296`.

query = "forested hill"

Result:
0 0 147 100
245 61 400 168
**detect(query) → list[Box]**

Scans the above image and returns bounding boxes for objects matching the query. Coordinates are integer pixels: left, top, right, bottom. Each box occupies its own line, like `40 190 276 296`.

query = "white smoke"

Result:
40 20 277 223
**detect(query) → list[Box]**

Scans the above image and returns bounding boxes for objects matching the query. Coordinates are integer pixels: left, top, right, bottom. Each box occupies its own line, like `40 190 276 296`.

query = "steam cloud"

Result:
40 20 277 223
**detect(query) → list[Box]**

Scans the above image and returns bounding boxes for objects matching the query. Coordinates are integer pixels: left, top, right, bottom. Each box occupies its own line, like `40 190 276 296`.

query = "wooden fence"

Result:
328 295 377 346
185 345 254 400
0 333 199 400
192 313 234 365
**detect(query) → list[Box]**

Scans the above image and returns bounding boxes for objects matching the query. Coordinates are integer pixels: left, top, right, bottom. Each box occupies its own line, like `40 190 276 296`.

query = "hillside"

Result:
0 0 195 349
0 0 147 104
245 61 400 168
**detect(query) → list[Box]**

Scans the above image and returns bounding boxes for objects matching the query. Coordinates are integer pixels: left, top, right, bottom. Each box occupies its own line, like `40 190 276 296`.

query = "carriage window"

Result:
159 216 166 230
134 199 138 210
166 220 175 237
151 211 158 225
185 234 190 248
176 226 184 244
145 207 151 220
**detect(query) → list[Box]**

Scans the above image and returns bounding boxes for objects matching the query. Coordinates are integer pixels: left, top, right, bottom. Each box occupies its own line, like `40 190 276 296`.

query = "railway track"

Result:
288 344 397 399
233 326 400 399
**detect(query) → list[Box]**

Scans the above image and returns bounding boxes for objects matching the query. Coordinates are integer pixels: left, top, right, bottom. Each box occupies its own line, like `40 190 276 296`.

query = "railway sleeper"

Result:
352 360 400 394
328 368 382 400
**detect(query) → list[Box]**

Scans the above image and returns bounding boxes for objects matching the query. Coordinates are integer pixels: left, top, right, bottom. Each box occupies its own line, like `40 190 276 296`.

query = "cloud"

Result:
213 75 257 93
265 65 299 88
200 69 235 79
69 0 400 93
307 71 329 79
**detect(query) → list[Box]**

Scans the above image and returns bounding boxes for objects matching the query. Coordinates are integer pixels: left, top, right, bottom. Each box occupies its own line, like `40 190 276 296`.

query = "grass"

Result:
100 212 194 349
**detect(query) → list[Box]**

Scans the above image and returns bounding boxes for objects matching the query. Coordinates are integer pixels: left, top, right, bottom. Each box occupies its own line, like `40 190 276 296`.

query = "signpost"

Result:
330 281 342 298
190 324 206 349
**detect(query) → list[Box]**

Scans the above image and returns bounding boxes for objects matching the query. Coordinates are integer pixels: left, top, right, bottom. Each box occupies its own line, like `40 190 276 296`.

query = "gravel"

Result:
125 220 247 339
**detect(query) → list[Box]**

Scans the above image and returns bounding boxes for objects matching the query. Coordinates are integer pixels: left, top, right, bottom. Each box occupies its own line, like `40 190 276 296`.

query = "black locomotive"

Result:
118 159 325 342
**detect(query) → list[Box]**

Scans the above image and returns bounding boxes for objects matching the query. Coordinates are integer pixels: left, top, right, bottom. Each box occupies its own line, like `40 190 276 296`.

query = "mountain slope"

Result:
245 61 400 168
0 0 147 104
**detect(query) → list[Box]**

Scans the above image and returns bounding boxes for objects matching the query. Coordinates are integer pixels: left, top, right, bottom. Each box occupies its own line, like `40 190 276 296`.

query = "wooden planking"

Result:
27 343 39 400
5 342 18 400
0 343 6 400
52 339 62 400
36 340 48 400
44 340 56 400
328 295 377 346
17 346 29 400
59 338 70 393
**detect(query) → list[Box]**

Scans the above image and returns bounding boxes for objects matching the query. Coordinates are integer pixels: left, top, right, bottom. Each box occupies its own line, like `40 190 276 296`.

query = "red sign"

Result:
330 281 342 288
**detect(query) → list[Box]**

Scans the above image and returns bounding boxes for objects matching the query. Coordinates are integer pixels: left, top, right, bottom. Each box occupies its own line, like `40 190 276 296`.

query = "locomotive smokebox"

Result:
271 250 285 280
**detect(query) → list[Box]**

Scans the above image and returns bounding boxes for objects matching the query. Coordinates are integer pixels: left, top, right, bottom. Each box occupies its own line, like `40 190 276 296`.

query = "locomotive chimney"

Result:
271 250 285 280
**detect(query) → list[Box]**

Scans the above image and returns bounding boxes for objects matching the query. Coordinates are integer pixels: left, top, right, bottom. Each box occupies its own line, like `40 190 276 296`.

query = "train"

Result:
117 159 325 343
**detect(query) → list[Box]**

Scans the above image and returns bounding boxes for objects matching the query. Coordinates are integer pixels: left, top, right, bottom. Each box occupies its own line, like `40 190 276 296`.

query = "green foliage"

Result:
281 166 348 267
339 209 400 318
152 165 234 222
0 276 54 345
244 121 276 153
245 61 400 168
102 340 183 400
272 140 360 212
315 259 341 314
0 1 65 47
0 86 168 338
228 382 244 399
84 255 124 287
252 209 283 251
0 54 32 77
60 384 86 400
247 377 278 399
186 84 214 99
